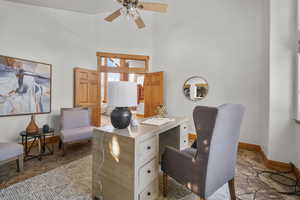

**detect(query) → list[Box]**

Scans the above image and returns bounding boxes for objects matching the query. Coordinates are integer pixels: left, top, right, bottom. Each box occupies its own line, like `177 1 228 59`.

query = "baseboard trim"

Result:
238 142 262 152
188 133 300 178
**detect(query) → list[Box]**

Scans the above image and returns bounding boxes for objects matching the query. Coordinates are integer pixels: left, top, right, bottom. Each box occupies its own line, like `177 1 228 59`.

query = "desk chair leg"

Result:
163 173 168 197
228 178 236 200
16 154 24 172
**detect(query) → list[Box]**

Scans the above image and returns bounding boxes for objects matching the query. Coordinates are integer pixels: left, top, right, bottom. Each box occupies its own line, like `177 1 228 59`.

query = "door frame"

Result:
96 52 149 74
97 52 150 111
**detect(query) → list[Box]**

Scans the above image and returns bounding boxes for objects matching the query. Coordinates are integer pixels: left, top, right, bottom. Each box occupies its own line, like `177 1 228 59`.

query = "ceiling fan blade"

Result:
135 16 146 29
105 9 122 22
138 2 168 13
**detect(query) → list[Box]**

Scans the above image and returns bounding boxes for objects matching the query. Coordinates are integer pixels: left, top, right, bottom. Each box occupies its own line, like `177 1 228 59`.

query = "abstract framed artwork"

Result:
0 55 52 117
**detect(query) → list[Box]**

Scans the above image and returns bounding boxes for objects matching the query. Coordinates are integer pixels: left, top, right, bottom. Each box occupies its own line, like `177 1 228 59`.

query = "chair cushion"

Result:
0 143 23 161
181 148 197 157
61 126 94 143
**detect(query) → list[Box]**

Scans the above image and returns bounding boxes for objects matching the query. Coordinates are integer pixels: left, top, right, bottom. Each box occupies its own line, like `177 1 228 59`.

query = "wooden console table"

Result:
92 117 189 200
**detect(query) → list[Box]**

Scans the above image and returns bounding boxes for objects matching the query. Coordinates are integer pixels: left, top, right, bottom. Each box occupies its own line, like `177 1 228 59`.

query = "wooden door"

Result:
144 72 164 117
74 68 100 126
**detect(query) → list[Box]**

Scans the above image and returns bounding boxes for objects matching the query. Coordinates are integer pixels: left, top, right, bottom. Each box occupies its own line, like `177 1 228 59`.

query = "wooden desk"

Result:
92 117 189 200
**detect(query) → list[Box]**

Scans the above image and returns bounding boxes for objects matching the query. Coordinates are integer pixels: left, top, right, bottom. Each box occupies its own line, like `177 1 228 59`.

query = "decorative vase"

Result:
43 124 50 133
111 107 132 129
26 115 39 135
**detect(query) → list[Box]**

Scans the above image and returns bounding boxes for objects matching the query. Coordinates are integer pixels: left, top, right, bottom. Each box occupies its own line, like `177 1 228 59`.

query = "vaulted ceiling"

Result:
5 0 117 14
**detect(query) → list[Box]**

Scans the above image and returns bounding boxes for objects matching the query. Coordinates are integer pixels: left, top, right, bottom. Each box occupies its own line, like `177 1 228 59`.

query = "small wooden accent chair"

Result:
0 143 24 172
59 107 94 156
161 104 245 200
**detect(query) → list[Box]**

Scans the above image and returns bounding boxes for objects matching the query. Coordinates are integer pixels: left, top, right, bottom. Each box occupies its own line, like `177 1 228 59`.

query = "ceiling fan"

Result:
105 0 168 29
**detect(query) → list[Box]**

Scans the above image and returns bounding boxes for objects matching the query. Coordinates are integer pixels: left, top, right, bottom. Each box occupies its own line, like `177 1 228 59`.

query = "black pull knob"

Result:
147 170 151 174
147 192 151 196
147 146 151 150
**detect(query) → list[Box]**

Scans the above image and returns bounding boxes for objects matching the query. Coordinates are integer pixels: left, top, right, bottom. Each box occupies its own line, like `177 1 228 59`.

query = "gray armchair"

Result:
59 107 94 156
161 104 245 200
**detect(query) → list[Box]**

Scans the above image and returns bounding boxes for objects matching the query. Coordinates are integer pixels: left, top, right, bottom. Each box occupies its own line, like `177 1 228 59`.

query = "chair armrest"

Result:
163 146 194 162
161 146 195 183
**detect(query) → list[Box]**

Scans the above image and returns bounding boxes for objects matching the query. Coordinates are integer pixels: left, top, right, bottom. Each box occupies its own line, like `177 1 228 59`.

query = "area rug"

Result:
0 155 229 200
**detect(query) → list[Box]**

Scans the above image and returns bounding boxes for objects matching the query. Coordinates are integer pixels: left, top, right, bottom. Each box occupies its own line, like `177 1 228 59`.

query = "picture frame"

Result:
0 55 52 117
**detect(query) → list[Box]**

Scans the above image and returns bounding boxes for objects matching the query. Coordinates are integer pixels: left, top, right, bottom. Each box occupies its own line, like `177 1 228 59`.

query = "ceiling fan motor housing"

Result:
122 0 139 8
107 0 168 29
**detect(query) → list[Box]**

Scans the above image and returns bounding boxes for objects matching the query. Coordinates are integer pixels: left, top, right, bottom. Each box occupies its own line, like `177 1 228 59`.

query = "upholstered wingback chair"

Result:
161 104 245 200
59 107 94 156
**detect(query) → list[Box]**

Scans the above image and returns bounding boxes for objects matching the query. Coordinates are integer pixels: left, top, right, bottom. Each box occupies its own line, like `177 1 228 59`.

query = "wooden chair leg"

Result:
61 143 66 157
16 159 19 172
163 172 168 197
59 140 62 149
17 154 24 172
228 178 236 200
199 198 206 200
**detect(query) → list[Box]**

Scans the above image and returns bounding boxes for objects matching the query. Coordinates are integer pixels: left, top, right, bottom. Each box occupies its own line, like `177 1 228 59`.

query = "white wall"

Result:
297 0 300 170
268 0 298 164
94 12 154 61
0 0 97 142
151 0 270 146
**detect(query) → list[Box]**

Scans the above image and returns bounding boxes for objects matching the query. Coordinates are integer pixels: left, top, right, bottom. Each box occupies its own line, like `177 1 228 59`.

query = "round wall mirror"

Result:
183 76 209 101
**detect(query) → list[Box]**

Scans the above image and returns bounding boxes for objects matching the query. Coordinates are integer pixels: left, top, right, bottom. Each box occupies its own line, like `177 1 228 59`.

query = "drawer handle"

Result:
147 192 151 196
147 170 151 174
147 146 151 150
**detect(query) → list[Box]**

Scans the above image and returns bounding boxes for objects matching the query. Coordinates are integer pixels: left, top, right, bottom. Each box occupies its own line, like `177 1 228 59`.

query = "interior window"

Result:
107 58 120 67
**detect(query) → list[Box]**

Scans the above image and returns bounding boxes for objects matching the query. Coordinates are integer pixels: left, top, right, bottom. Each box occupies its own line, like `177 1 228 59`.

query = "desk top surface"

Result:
94 117 188 139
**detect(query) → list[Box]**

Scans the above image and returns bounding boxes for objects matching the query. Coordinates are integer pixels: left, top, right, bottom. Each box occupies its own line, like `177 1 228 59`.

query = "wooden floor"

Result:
1 142 299 200
0 141 91 189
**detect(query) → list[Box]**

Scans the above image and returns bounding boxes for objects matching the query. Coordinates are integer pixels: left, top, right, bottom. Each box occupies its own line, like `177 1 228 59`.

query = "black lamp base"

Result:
111 107 132 129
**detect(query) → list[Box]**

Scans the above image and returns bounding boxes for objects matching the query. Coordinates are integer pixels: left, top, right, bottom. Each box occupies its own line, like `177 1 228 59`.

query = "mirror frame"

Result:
183 76 209 101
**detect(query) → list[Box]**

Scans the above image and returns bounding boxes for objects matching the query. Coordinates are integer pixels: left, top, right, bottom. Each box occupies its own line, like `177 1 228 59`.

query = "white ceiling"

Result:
5 0 118 14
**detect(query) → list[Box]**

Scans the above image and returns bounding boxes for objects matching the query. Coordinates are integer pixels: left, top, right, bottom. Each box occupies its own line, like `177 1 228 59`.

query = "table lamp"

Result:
108 81 138 129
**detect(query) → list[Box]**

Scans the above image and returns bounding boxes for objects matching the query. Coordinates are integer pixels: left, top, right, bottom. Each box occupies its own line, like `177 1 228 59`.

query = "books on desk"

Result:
141 118 175 126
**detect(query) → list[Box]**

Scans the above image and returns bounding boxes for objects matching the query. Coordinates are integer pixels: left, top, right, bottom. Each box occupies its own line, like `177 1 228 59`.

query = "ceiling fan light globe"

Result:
131 8 140 18
120 7 128 16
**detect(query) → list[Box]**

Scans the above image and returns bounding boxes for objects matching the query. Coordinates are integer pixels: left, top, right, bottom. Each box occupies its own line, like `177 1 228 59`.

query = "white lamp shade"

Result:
108 81 138 107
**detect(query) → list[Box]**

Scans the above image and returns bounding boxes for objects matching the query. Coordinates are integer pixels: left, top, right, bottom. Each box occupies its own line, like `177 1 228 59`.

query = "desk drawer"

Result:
180 122 189 135
180 134 189 150
139 179 158 200
138 158 157 191
138 136 157 164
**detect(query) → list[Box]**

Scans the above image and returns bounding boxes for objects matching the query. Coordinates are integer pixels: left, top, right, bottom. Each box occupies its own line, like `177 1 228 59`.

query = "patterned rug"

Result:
0 156 229 200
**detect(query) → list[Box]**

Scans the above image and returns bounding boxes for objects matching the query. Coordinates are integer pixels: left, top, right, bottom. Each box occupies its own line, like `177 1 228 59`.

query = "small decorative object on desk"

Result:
26 115 39 135
156 105 167 118
131 117 139 127
43 124 50 133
